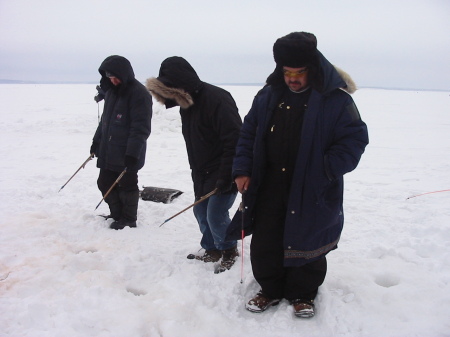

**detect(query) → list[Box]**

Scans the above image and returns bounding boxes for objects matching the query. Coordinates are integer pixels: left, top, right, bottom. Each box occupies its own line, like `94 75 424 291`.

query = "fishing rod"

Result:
406 189 450 200
59 154 94 192
95 168 127 210
159 189 217 227
239 192 246 284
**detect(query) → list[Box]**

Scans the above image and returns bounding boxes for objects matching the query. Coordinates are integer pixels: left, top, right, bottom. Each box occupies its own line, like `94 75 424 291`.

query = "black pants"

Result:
251 239 327 300
250 168 327 301
97 169 139 221
97 169 138 194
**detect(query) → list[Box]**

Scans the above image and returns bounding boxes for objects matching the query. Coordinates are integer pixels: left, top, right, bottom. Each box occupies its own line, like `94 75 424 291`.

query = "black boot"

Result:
104 189 122 221
110 219 137 230
110 190 139 230
187 249 221 263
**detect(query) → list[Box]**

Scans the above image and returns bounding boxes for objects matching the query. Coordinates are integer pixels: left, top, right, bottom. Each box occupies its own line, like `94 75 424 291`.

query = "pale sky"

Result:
1 0 449 90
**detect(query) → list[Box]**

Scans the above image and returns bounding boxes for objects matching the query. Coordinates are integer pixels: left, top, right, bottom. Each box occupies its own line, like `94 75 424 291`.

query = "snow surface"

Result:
0 84 449 337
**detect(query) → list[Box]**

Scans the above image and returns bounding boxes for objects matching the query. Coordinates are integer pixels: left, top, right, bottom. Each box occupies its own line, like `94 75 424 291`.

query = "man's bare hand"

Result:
235 175 251 194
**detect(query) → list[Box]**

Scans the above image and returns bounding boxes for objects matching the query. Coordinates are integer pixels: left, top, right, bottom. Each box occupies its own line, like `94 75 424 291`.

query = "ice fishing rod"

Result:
95 168 127 210
159 188 217 227
239 192 246 284
406 189 450 200
58 154 94 192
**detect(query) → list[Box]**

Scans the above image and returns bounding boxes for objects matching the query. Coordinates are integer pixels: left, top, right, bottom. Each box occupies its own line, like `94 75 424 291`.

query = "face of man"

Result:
108 76 122 86
283 66 309 92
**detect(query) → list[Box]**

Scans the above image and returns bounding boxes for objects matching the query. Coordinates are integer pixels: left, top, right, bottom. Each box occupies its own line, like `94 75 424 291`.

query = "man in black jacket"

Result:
146 57 242 273
91 55 152 230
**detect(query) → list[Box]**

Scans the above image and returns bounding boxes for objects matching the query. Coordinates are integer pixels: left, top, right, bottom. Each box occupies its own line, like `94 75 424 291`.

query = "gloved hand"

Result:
94 77 112 103
94 85 105 103
215 179 232 195
124 155 138 168
90 142 98 157
94 94 104 103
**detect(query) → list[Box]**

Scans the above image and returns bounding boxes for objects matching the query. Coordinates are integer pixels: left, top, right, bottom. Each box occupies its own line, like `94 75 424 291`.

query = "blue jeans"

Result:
193 192 237 251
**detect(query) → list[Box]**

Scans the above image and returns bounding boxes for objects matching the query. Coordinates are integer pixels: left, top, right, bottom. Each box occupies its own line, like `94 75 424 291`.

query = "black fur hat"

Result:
273 32 318 67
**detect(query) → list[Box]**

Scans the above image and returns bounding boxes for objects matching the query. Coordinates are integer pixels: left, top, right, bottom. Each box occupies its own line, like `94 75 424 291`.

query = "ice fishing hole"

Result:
374 273 400 288
126 287 147 296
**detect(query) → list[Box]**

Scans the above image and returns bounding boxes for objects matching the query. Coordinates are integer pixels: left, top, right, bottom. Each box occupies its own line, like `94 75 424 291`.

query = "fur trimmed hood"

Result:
146 56 203 109
267 32 356 95
266 50 357 95
334 66 357 94
146 77 194 109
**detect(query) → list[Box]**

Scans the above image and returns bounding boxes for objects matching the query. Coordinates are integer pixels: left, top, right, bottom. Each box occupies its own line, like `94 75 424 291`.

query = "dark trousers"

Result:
251 239 327 301
250 169 327 301
97 169 139 221
97 169 138 194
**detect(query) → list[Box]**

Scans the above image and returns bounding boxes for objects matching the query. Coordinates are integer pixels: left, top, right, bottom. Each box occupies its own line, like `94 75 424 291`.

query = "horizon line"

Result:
0 79 448 92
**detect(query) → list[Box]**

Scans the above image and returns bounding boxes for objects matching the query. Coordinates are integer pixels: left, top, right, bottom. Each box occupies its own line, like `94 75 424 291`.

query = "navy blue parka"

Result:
227 52 369 266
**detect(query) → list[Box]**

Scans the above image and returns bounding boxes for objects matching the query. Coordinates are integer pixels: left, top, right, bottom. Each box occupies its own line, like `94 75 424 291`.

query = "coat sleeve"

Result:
324 95 369 180
232 93 262 178
213 92 242 183
92 121 102 145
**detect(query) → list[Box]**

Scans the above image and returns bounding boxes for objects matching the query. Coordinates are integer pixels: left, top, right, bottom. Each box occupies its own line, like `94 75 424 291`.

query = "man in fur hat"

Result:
226 32 369 317
146 57 242 273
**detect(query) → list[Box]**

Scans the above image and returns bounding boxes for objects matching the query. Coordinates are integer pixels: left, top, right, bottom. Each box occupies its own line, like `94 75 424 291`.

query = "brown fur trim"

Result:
145 78 194 109
335 66 357 94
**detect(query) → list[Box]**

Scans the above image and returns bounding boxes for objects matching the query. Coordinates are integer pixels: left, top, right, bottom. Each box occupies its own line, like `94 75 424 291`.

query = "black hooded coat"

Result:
92 56 152 173
146 57 242 198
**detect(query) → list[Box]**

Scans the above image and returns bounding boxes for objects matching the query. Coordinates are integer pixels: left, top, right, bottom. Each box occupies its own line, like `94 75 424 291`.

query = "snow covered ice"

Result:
0 84 449 337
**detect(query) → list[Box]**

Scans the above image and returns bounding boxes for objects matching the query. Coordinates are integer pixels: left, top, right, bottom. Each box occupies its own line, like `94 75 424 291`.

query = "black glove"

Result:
94 85 105 103
124 155 138 168
90 142 98 157
94 94 104 103
94 77 112 103
215 179 232 195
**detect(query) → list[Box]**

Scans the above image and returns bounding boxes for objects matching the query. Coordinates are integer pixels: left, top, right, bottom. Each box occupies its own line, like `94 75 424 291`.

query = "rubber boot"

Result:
110 190 139 230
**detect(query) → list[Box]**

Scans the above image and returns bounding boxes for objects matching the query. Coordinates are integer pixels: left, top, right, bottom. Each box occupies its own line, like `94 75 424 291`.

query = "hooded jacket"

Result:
92 55 152 172
226 52 369 266
146 57 242 198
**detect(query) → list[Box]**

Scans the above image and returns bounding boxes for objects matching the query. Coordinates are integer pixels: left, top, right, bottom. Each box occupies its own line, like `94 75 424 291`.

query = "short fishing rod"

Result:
59 154 94 192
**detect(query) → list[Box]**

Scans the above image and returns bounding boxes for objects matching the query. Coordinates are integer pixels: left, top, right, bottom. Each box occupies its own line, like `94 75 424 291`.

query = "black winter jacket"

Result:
146 57 242 198
92 56 152 172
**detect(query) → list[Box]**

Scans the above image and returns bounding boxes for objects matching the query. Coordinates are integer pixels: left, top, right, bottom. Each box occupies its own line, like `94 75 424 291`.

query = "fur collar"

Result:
146 65 356 106
145 78 194 109
334 66 357 94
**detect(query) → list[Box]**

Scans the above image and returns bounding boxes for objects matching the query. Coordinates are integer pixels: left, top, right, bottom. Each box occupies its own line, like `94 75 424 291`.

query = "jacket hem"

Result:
284 237 339 260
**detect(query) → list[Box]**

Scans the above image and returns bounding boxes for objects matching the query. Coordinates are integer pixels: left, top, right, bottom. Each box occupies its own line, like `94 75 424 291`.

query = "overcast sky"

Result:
1 0 449 90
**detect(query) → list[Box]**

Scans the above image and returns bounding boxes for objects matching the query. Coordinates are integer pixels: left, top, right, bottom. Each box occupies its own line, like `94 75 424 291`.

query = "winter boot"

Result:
187 249 221 263
245 291 281 313
109 189 139 230
214 245 239 274
291 299 315 318
110 219 137 230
